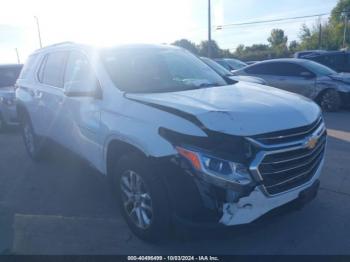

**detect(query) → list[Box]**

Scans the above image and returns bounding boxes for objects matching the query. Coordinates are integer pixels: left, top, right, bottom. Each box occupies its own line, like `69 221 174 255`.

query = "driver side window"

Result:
64 51 97 86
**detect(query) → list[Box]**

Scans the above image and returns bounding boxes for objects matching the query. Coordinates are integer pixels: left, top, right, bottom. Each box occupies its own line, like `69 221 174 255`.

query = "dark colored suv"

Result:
295 50 350 73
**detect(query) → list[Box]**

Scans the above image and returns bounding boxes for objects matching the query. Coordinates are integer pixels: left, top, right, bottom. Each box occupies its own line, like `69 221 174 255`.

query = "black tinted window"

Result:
245 63 277 75
324 54 346 69
0 66 22 87
246 62 310 76
41 52 67 88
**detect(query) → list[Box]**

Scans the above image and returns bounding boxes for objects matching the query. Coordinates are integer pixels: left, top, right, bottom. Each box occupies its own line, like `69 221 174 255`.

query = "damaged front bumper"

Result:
219 158 324 226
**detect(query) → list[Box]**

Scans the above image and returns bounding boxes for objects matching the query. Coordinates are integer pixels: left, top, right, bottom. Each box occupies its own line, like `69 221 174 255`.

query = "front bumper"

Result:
0 104 18 126
219 157 323 226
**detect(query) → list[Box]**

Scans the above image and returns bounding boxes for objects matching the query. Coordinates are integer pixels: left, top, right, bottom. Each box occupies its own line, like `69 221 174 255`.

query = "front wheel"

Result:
21 115 46 161
318 89 341 112
110 153 171 241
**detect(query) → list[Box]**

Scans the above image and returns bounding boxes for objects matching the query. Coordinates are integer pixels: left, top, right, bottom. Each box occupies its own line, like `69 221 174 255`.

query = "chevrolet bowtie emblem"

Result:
306 136 318 150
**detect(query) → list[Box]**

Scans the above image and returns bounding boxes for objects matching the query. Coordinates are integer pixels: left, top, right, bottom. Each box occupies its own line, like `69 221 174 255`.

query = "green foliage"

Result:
172 39 199 55
198 40 223 58
171 0 350 61
299 0 350 50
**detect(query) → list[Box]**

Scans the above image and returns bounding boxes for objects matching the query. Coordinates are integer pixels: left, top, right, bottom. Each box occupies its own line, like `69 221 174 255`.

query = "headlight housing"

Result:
176 146 252 186
0 97 15 106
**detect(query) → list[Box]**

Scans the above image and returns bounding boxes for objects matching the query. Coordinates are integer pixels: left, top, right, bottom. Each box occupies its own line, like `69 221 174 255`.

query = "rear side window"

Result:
246 62 309 77
245 63 277 75
39 51 67 88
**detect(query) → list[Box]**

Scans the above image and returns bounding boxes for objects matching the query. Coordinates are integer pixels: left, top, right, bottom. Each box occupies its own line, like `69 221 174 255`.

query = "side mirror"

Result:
64 80 101 98
300 71 315 79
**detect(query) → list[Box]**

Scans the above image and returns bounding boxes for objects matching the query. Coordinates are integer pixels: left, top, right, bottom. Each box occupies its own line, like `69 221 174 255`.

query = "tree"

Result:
298 0 350 50
172 39 199 55
198 40 222 58
289 40 300 54
268 29 288 48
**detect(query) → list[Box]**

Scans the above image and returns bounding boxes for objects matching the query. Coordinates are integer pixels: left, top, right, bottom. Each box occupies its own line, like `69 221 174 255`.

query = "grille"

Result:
250 116 326 195
252 116 323 145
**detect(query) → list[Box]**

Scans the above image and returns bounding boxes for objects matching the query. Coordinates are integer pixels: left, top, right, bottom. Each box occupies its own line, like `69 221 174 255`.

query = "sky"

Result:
0 0 339 63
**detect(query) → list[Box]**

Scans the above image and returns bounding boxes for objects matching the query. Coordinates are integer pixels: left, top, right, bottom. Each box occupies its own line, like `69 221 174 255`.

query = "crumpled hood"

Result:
0 87 15 99
126 83 321 136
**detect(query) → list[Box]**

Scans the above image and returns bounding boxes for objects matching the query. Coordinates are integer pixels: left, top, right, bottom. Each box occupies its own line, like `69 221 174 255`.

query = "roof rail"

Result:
35 41 75 51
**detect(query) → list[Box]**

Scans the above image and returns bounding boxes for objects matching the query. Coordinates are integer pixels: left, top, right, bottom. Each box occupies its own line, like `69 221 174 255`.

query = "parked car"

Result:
17 43 325 241
295 50 350 73
246 61 259 65
214 58 247 71
0 64 22 131
294 50 325 58
200 57 266 85
233 58 350 111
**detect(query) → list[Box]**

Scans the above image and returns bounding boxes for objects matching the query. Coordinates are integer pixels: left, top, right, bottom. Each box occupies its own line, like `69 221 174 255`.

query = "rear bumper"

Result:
219 158 323 226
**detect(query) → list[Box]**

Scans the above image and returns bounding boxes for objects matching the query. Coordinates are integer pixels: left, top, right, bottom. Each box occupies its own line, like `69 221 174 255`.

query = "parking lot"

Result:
0 111 349 255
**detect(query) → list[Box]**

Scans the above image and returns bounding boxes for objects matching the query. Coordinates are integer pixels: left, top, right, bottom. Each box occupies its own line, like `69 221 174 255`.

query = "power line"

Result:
216 12 330 30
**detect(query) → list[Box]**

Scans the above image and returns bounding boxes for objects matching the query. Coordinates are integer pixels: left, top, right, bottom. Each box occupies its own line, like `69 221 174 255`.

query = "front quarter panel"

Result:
100 97 208 174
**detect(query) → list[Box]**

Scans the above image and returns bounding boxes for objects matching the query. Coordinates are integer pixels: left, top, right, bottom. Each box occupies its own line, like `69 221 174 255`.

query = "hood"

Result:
328 73 350 84
126 83 321 136
0 87 15 98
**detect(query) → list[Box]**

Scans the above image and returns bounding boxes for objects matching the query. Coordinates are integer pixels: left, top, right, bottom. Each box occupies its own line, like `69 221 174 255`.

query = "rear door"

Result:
35 51 68 138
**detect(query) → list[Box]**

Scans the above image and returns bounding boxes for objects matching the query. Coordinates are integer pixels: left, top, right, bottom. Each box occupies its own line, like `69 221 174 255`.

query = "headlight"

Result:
0 97 15 106
176 146 252 185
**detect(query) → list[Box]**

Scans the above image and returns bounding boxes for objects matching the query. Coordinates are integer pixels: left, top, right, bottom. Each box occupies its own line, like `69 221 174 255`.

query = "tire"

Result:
110 153 171 241
318 89 341 112
21 114 46 161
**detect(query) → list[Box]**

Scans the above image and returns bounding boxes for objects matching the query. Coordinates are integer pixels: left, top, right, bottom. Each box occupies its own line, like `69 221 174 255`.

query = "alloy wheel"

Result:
120 170 153 229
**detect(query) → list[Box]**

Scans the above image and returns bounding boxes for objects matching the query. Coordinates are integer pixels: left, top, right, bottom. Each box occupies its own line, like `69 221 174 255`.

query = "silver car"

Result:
200 57 267 85
233 58 350 111
0 64 22 131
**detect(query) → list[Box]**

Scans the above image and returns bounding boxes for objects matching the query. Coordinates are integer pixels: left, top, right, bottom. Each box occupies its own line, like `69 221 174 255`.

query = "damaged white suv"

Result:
16 42 326 241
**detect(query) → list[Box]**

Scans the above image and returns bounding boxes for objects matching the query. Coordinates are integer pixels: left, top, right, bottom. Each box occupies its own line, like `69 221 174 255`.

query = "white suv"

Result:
16 42 326 241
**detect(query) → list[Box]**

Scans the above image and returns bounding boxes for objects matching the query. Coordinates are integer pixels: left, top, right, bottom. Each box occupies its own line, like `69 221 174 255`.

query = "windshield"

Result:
100 47 226 93
200 57 233 77
303 60 336 76
225 59 247 70
0 66 22 88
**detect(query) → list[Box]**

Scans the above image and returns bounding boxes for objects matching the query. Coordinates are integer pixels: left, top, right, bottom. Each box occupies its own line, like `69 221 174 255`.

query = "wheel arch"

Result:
315 87 339 102
105 138 149 177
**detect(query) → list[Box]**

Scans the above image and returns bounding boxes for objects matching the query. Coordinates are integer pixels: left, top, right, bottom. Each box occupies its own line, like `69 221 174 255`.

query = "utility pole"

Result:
343 11 349 48
208 0 212 58
318 17 322 49
15 48 20 64
34 16 43 48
